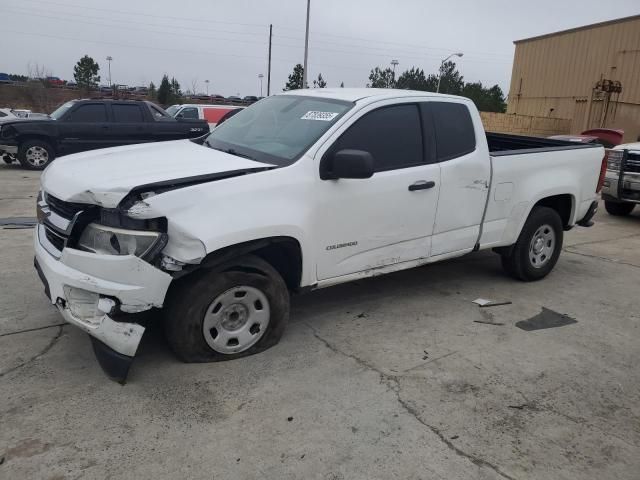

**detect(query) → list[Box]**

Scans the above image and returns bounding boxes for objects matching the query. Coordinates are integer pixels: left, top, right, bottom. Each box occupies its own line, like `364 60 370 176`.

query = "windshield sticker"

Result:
301 111 339 121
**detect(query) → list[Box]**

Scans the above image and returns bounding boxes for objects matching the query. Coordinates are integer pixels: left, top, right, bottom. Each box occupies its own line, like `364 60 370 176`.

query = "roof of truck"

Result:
279 88 463 103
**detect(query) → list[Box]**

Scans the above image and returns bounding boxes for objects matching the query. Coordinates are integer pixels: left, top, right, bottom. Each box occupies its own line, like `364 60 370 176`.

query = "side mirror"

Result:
176 113 184 119
320 149 374 180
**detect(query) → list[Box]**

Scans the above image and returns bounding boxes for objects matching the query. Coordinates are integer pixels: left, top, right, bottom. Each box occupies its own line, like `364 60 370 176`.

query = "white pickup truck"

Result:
34 89 606 381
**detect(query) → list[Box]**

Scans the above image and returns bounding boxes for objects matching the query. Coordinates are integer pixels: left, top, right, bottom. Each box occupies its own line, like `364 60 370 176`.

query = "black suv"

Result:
0 99 209 170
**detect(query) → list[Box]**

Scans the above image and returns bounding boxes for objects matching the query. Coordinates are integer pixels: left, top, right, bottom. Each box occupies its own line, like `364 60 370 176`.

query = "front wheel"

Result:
501 206 563 281
18 139 56 170
164 255 290 363
604 200 635 216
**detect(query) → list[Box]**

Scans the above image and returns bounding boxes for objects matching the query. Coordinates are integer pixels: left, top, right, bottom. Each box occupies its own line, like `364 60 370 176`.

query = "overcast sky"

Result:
1 0 638 98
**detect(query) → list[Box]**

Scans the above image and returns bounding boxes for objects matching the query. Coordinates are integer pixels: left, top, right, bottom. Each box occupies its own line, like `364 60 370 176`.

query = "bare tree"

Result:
191 78 199 95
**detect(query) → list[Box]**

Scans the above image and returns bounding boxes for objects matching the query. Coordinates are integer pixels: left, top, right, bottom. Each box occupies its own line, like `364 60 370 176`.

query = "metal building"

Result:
507 14 640 142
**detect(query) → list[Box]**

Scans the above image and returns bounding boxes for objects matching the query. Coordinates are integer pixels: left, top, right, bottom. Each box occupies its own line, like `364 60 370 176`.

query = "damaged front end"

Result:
34 191 173 382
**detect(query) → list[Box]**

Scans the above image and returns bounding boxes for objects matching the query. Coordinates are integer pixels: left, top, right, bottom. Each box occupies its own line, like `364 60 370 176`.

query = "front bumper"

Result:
603 171 640 203
0 143 18 155
34 225 172 378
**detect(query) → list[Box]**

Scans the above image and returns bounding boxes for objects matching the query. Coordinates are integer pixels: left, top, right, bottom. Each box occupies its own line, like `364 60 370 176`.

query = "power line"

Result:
4 0 268 29
2 8 269 47
2 7 267 39
2 29 297 64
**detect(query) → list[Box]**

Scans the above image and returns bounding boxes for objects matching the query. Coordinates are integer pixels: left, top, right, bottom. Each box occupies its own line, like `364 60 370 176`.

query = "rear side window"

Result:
112 104 144 122
429 102 476 161
179 107 199 119
70 104 107 122
332 104 423 172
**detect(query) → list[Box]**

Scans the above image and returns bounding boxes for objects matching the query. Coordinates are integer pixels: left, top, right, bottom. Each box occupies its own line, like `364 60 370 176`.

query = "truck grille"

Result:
45 193 87 219
38 192 94 258
626 153 640 174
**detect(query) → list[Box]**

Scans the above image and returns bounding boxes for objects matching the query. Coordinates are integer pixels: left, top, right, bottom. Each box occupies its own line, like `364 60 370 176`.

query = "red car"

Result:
549 129 624 148
45 76 65 87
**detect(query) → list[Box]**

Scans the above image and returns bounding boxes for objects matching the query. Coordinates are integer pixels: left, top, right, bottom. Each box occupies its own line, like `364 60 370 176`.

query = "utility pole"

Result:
436 52 463 93
106 56 113 87
205 79 209 95
267 24 272 96
302 0 310 88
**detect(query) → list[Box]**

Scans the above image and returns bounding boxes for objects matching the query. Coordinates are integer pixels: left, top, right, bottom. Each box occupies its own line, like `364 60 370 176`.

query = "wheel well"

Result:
198 237 303 291
17 134 55 149
533 194 573 228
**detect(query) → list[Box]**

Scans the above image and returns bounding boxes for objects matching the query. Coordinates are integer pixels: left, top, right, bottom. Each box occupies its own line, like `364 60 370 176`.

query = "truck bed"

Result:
487 132 600 155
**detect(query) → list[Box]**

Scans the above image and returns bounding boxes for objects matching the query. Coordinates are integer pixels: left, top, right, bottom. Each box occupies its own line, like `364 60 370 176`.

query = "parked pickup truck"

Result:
0 99 209 170
33 89 606 382
601 142 640 216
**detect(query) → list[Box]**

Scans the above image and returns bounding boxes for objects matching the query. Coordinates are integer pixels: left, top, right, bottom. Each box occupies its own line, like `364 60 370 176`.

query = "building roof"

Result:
514 14 640 44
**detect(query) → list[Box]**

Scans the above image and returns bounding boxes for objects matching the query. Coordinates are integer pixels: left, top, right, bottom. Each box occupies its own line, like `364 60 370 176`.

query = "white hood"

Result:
41 140 272 208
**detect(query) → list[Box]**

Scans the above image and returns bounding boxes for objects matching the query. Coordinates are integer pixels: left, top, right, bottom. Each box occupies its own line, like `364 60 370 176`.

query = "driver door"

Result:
313 101 441 281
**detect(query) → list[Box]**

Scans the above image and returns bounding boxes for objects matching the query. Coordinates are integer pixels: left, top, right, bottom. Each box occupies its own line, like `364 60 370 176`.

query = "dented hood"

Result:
41 140 272 208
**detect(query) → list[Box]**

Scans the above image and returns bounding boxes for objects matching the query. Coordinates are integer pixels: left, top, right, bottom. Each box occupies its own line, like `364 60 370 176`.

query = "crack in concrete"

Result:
305 323 517 480
563 249 640 269
0 323 66 337
0 325 64 378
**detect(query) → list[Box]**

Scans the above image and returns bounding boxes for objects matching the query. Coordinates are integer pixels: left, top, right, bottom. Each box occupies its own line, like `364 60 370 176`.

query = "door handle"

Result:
408 180 436 191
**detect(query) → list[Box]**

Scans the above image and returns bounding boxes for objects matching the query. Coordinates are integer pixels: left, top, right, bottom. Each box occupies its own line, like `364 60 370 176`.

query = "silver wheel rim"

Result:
529 224 555 268
203 286 270 354
25 146 49 167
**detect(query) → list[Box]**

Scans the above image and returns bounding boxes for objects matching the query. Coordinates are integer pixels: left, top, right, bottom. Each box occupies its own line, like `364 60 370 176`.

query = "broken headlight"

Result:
78 223 167 260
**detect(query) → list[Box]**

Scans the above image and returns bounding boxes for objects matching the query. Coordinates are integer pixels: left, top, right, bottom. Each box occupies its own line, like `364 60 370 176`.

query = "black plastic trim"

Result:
33 257 51 300
118 167 275 210
577 201 598 227
90 336 135 384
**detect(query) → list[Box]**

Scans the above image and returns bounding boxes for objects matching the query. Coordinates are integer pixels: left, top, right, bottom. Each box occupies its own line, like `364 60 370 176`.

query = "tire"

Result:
164 255 290 363
18 139 56 170
604 200 635 216
501 206 563 281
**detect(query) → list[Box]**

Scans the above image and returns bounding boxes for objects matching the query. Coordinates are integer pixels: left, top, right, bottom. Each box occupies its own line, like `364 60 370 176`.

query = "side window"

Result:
112 104 144 122
70 104 108 122
332 104 423 171
429 102 476 161
179 107 199 119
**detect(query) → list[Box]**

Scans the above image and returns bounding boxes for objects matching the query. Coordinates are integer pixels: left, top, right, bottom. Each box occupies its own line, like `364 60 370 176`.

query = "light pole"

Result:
302 0 310 88
436 52 463 93
106 56 113 87
258 74 264 97
205 79 209 95
391 59 399 85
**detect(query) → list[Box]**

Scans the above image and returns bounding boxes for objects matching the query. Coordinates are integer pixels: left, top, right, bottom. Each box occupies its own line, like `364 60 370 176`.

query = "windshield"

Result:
49 101 75 120
165 105 180 116
203 95 352 166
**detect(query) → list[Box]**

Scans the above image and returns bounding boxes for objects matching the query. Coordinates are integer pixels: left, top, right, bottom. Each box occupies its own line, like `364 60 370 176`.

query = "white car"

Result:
0 108 17 121
166 103 243 128
34 88 605 381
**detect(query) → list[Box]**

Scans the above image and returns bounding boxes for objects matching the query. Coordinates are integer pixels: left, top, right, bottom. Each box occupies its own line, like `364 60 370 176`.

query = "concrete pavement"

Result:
1 162 639 480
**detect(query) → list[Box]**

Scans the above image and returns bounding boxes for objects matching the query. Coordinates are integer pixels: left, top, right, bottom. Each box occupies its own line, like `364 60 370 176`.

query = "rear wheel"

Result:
501 206 563 281
164 255 289 363
604 200 635 216
18 139 55 170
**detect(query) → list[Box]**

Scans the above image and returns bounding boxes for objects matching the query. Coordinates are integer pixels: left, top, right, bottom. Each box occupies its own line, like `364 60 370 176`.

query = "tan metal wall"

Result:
480 112 571 137
507 16 640 141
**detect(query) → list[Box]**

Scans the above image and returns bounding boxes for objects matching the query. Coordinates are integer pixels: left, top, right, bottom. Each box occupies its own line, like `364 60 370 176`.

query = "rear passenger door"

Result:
425 101 490 257
314 101 441 280
58 103 110 154
109 103 151 145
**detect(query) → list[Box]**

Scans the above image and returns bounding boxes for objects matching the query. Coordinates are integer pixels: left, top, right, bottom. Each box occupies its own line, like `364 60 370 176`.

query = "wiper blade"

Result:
219 148 256 161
